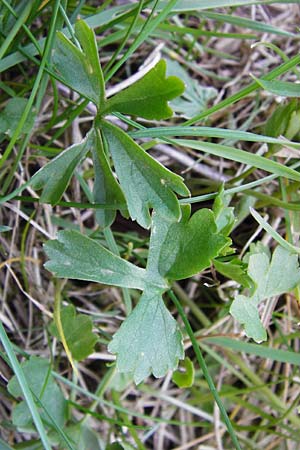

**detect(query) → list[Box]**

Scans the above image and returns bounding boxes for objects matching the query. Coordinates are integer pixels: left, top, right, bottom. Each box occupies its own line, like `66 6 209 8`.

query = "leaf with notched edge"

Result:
230 245 300 342
108 289 184 384
101 121 190 229
158 208 230 280
103 60 185 120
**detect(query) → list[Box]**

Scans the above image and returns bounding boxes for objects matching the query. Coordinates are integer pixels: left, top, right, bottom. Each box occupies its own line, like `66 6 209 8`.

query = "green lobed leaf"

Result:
31 133 91 204
102 121 189 229
8 356 67 429
49 305 98 361
52 20 105 106
103 60 185 120
44 230 147 290
91 128 127 228
108 289 184 384
230 246 300 342
158 209 230 280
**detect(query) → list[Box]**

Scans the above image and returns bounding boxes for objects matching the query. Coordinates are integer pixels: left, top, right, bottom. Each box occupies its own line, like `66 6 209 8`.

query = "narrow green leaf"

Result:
103 60 184 120
91 128 127 228
44 230 147 290
172 357 195 388
205 336 300 365
130 125 300 147
158 0 297 11
253 75 300 97
102 121 189 229
108 289 184 384
250 207 300 255
31 134 90 204
173 139 300 182
230 246 300 342
8 356 67 429
202 12 295 37
159 209 229 280
49 305 97 361
52 20 104 106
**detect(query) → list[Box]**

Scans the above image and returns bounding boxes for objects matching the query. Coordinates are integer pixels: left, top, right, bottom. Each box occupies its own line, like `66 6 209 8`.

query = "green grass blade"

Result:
173 139 300 182
0 0 33 59
184 54 300 124
0 0 60 173
0 323 51 450
105 0 179 81
169 290 242 450
130 126 300 147
250 207 300 254
205 337 300 365
161 0 300 10
202 11 295 37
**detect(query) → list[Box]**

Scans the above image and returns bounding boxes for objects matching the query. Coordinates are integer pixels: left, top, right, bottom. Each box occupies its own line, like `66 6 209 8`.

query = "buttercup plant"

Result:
31 20 232 382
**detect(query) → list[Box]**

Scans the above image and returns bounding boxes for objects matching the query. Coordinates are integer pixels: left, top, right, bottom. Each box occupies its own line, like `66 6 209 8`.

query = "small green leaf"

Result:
230 246 300 342
0 98 35 137
8 356 67 429
53 20 105 106
108 289 184 384
31 133 90 204
166 59 217 119
172 357 195 388
44 230 147 290
253 75 300 98
103 60 184 120
102 121 189 229
159 209 230 280
213 258 254 290
230 295 267 342
49 305 97 361
91 128 127 228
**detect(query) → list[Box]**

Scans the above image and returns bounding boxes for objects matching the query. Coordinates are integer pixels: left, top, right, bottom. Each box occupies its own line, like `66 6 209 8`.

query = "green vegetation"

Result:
1 1 300 449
